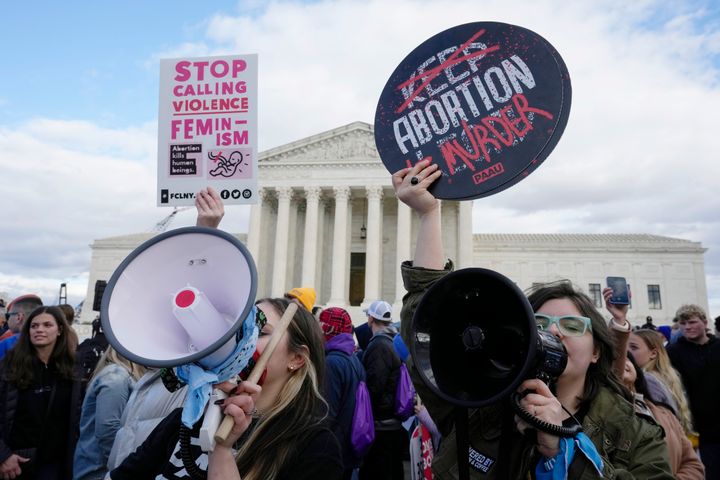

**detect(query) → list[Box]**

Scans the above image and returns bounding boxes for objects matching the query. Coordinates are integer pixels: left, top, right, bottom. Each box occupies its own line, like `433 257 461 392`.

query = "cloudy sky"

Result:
1 0 719 317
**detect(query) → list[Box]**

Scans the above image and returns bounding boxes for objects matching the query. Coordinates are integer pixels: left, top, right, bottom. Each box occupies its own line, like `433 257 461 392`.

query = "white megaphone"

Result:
101 226 257 451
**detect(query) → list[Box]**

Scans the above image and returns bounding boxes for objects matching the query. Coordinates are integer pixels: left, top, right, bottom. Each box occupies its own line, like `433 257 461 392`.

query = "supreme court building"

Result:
80 122 709 326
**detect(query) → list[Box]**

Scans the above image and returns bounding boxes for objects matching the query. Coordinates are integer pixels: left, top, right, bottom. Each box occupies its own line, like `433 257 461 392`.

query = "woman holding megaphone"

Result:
109 298 342 480
108 188 342 480
392 160 673 479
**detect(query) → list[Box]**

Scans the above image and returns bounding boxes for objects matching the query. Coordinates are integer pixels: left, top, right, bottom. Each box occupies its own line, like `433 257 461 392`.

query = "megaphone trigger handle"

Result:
199 388 229 452
214 303 299 444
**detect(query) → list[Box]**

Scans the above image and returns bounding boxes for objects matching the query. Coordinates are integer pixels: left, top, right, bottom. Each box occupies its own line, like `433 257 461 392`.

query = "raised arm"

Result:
391 160 443 269
393 160 456 434
603 287 632 378
195 187 225 228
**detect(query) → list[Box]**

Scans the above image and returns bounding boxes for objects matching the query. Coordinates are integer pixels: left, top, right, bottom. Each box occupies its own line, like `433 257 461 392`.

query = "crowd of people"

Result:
1 182 719 479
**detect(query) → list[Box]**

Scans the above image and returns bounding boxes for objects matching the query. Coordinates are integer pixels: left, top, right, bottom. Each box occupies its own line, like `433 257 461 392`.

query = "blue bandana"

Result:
175 306 259 428
535 431 604 479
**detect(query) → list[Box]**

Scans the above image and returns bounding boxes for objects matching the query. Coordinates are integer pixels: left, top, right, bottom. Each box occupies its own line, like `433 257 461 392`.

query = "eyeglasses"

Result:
4 312 18 321
535 314 592 337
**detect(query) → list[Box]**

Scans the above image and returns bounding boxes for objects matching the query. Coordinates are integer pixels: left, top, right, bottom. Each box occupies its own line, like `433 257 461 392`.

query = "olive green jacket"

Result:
399 261 673 479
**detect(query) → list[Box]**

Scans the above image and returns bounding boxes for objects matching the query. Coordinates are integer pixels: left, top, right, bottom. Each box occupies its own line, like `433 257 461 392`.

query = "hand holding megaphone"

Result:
213 302 298 445
514 378 565 458
211 381 262 448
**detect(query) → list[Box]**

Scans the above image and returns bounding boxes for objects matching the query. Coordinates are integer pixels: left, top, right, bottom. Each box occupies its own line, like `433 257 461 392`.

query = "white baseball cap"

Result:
364 300 393 322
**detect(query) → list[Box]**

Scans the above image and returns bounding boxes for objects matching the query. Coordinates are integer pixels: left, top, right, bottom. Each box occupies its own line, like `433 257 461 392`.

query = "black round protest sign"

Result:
374 22 571 200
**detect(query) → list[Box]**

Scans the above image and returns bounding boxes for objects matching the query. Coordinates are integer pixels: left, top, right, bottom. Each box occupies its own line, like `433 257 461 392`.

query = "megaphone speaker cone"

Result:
410 268 538 408
101 227 257 368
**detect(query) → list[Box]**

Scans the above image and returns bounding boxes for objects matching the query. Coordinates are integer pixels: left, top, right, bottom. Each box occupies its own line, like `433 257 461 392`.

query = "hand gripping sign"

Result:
374 22 571 200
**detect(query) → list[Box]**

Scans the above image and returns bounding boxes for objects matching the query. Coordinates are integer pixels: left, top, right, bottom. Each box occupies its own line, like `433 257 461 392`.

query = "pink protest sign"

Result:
157 55 258 206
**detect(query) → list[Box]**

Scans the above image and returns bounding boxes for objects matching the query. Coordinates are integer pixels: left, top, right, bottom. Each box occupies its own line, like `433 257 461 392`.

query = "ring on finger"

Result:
410 176 420 185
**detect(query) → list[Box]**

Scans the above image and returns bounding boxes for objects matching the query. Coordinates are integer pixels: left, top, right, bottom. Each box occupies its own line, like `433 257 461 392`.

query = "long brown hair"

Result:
2 306 76 389
632 329 694 434
527 280 631 404
234 298 328 480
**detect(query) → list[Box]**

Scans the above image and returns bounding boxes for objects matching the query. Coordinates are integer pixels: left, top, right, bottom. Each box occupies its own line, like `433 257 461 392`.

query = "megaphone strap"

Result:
176 306 259 428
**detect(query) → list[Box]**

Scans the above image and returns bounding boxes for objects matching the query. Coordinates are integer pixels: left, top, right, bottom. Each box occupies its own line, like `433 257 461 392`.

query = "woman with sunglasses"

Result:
393 160 672 479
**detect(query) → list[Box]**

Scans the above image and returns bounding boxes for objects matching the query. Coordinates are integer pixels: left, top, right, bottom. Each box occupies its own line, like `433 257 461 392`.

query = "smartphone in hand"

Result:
606 276 630 305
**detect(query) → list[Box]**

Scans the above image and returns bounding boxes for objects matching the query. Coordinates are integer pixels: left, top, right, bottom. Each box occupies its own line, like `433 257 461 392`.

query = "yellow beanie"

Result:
286 287 317 311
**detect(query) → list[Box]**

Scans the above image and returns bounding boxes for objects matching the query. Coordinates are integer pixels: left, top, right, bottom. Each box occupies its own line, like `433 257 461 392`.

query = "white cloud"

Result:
0 117 251 307
0 272 89 308
1 0 718 317
203 0 720 314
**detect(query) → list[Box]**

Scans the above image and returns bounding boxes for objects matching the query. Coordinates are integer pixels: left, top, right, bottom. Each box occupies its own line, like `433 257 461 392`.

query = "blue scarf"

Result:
535 431 604 479
175 306 259 428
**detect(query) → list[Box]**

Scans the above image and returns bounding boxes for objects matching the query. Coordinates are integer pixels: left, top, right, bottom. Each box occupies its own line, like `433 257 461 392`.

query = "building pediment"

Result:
258 122 383 174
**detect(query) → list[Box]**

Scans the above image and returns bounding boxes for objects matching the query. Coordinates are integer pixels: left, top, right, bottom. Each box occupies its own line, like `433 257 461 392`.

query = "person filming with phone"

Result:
393 160 672 479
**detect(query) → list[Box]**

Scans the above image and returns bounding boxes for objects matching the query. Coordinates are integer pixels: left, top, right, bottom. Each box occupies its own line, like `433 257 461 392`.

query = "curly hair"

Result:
675 304 707 323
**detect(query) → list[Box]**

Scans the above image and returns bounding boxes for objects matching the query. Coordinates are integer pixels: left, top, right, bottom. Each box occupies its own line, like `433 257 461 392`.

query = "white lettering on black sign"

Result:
468 446 495 474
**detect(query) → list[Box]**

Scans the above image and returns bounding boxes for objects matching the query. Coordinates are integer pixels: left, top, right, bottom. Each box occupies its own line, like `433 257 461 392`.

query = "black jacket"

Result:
362 329 401 424
0 359 82 479
667 335 720 442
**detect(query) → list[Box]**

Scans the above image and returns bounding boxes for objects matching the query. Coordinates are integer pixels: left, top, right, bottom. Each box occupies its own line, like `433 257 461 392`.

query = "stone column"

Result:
328 186 350 305
315 197 328 304
301 186 321 287
457 201 473 268
271 187 292 296
363 186 383 304
395 199 411 305
246 188 266 260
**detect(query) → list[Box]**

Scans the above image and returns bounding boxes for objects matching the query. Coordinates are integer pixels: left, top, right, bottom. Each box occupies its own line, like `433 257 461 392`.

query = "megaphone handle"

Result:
511 391 582 437
214 303 299 444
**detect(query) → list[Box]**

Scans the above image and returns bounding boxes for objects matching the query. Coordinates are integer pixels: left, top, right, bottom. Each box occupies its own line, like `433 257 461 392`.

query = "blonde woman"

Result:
74 346 146 480
109 298 342 480
621 353 704 479
629 329 694 436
